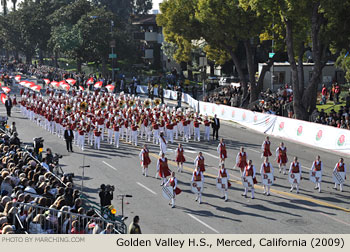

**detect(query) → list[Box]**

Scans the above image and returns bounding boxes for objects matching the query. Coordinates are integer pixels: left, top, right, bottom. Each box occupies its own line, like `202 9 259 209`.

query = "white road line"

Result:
136 182 157 195
246 147 261 154
203 152 219 159
102 161 118 171
187 213 219 234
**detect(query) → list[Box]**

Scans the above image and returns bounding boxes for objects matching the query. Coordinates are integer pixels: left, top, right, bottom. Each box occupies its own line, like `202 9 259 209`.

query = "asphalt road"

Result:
2 86 349 234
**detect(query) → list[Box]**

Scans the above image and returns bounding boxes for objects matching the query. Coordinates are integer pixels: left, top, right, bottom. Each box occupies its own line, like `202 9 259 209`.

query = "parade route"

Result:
1 99 349 234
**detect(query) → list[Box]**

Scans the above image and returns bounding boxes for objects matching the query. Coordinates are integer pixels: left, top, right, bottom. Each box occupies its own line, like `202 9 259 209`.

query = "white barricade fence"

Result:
135 85 350 155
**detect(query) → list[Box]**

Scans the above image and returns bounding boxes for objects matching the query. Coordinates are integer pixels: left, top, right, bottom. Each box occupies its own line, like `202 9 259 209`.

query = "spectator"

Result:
29 214 48 234
100 223 115 234
321 84 328 104
128 215 141 234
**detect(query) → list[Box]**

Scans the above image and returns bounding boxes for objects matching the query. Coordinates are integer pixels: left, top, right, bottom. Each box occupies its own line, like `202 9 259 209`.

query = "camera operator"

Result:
9 132 20 147
99 184 114 208
45 148 54 166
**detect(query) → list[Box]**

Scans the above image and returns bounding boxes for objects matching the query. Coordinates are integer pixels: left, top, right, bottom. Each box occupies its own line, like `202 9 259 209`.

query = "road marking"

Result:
319 212 350 227
187 213 219 234
246 147 261 154
102 161 117 171
121 138 350 213
136 182 157 195
203 151 219 159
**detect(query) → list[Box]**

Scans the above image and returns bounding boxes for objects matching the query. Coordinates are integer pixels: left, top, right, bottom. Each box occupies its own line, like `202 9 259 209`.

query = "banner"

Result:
309 170 322 184
332 171 346 184
191 181 203 193
288 173 301 185
216 177 228 190
241 176 253 188
261 173 274 186
162 186 174 200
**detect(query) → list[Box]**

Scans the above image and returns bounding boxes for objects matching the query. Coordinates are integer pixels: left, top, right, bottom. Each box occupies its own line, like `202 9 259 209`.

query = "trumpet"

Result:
80 101 88 112
153 98 161 106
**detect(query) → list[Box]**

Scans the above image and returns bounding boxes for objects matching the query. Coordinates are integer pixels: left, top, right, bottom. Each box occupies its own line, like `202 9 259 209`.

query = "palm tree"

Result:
1 0 7 15
11 0 16 11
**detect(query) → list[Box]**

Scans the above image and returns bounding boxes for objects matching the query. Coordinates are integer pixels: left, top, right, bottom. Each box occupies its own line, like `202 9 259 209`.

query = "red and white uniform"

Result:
217 143 227 160
236 152 247 171
194 155 205 172
176 147 186 163
193 120 200 141
131 124 138 146
289 161 301 175
159 134 167 155
152 122 159 144
139 148 151 166
157 157 171 179
276 146 288 164
165 177 181 195
93 130 101 149
166 122 174 143
333 162 346 190
203 119 210 141
311 160 323 172
261 140 272 157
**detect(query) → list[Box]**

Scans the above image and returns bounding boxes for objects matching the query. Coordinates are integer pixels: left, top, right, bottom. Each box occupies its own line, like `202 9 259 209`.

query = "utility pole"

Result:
110 20 115 81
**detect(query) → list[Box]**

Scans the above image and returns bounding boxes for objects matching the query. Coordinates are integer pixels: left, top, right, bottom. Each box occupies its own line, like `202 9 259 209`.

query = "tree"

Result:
244 0 350 120
1 0 7 15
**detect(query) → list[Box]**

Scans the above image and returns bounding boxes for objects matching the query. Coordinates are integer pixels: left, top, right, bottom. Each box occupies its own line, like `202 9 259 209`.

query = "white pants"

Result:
88 132 94 145
167 129 174 143
204 126 210 141
194 127 200 141
153 130 159 144
334 183 344 192
140 125 145 139
74 131 78 144
145 127 151 141
243 186 255 198
132 130 138 146
98 125 104 140
94 136 101 149
174 125 178 140
114 131 120 147
183 126 189 142
107 129 113 144
78 134 85 150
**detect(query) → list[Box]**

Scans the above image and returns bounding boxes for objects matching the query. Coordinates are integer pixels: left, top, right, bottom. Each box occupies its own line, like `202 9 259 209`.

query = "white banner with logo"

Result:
137 85 350 155
261 173 274 186
288 173 301 185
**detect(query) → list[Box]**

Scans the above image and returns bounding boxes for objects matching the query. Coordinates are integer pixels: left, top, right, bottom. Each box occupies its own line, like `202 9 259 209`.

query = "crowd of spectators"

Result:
0 131 117 234
204 84 294 117
311 105 350 129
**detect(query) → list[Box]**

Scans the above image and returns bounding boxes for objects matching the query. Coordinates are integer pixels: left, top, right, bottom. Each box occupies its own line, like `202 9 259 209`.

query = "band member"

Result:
139 144 151 177
289 157 302 193
166 120 174 143
261 136 272 158
159 132 167 155
333 158 346 192
194 152 205 172
106 120 114 145
182 117 190 142
260 157 274 196
310 155 322 192
131 122 139 146
191 165 204 204
152 120 160 144
164 172 181 208
157 153 171 185
113 121 120 148
94 128 101 150
276 142 288 175
97 116 105 141
193 118 201 142
175 143 186 173
236 147 247 173
217 138 227 164
242 160 256 199
77 126 85 151
203 116 211 141
217 163 231 201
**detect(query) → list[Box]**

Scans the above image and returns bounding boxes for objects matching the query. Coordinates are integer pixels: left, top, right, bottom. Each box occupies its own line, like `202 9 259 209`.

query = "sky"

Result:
152 0 163 10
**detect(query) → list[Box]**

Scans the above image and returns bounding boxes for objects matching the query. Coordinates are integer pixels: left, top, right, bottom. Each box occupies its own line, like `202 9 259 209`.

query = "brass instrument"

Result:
80 101 87 112
144 99 151 108
128 100 135 107
100 100 107 109
153 98 161 106
65 105 72 113
118 100 125 108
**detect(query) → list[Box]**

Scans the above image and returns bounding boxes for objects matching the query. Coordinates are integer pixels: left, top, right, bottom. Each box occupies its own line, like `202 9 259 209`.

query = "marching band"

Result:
18 87 348 209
